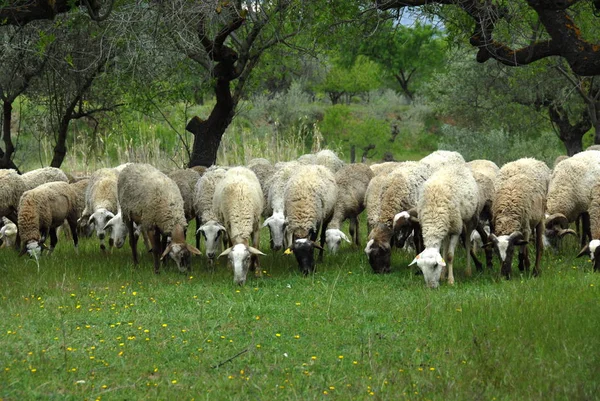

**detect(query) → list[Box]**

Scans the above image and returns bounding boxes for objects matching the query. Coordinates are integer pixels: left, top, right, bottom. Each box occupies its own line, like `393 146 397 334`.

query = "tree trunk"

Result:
0 100 19 171
394 71 414 101
50 115 70 167
187 77 235 167
548 104 589 156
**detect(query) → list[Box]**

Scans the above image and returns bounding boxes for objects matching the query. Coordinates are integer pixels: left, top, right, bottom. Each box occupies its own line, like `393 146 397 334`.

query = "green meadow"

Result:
1 226 599 401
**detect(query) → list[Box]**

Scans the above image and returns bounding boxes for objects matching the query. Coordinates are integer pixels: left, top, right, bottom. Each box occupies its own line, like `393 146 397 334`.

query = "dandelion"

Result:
294 335 300 339
456 308 462 312
275 333 281 337
255 316 260 320
295 302 301 306
30 368 37 373
418 367 423 371
353 361 358 365
171 380 177 384
311 356 317 360
329 386 335 390
430 367 435 371
132 292 137 296
338 355 344 360
162 324 168 328
256 344 261 348
323 390 328 395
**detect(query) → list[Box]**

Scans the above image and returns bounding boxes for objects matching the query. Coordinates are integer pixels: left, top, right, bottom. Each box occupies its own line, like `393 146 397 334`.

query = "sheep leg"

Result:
582 212 591 248
413 225 424 254
534 221 543 277
48 228 58 254
446 235 460 285
67 217 79 253
518 244 531 273
252 231 261 276
318 217 332 262
127 219 139 266
195 216 201 250
349 217 359 246
161 234 168 267
152 229 162 274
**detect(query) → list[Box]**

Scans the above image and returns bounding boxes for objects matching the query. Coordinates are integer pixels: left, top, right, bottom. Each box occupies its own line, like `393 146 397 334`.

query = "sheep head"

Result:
161 226 202 273
262 211 287 251
393 209 419 249
104 212 128 249
325 228 351 254
88 208 115 248
409 247 446 289
577 239 600 271
197 220 226 259
219 243 266 285
290 237 322 276
364 224 393 274
544 213 577 249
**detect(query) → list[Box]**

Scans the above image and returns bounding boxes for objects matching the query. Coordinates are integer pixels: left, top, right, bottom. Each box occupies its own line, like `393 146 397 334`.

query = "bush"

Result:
438 125 563 166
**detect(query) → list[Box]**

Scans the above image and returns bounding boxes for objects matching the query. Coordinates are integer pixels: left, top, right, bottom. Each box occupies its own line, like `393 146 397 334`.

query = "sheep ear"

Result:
262 217 273 227
88 214 96 226
312 241 324 250
196 225 206 235
248 246 266 256
436 254 446 267
577 244 590 258
217 223 226 232
514 239 528 246
341 232 351 243
219 247 233 258
106 211 115 219
186 244 202 256
408 255 419 266
160 244 173 261
104 216 115 230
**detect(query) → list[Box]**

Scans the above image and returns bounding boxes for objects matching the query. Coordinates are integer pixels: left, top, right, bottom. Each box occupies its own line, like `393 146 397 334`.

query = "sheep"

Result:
190 165 207 176
167 168 201 222
315 149 345 173
488 158 551 279
364 162 431 273
284 164 338 275
419 150 465 173
586 145 600 151
247 158 276 215
81 168 120 250
214 167 266 285
60 178 92 239
21 167 68 191
408 163 479 288
325 163 374 254
576 175 600 270
193 166 228 262
466 159 500 270
545 150 600 249
263 161 301 251
553 155 569 169
0 217 17 248
369 161 402 176
17 181 80 257
118 163 201 274
0 169 26 226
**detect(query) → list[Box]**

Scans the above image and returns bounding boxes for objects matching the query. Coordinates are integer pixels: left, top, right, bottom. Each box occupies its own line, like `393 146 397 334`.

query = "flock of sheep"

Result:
1 147 599 288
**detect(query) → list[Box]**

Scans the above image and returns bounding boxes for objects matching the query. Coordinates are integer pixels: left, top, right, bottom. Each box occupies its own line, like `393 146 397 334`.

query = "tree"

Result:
318 55 382 104
359 22 446 101
376 0 600 76
0 0 114 26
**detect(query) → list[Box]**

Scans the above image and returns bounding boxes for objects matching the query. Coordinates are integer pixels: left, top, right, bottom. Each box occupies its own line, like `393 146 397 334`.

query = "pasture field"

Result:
1 227 599 401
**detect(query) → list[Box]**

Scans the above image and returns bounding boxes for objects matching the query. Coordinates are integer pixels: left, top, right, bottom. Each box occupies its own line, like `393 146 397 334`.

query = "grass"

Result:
1 224 600 400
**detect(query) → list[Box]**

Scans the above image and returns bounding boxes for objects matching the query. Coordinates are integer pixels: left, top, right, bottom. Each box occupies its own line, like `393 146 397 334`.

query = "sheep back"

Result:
0 169 26 219
21 167 69 191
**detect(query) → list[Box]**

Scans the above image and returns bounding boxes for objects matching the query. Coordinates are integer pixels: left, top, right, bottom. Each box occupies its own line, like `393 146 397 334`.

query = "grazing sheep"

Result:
466 159 500 270
0 169 26 225
193 166 228 261
17 181 79 256
369 161 402 176
214 167 266 285
263 161 301 251
168 168 201 222
364 162 430 273
553 155 569 169
82 168 120 250
21 167 68 191
419 150 465 173
325 163 374 254
586 145 600 151
488 158 551 279
545 150 600 249
315 149 345 173
408 163 479 288
190 165 207 176
364 173 391 234
577 176 600 270
248 158 276 205
62 178 92 239
297 153 317 165
0 217 17 248
284 165 338 275
118 163 201 273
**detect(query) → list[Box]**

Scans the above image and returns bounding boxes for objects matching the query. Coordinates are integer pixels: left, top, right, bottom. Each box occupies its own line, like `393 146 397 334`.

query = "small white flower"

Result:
284 353 288 357
286 284 291 289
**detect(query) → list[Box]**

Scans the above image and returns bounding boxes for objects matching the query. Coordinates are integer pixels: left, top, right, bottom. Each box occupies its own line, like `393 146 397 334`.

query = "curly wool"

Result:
213 167 264 243
21 167 68 191
193 167 228 223
118 163 187 235
70 178 90 218
328 163 374 229
0 169 26 220
369 161 403 177
168 168 201 221
17 181 79 244
467 160 500 219
546 150 600 222
265 161 301 217
419 150 465 174
248 158 276 215
284 165 337 239
418 164 479 249
84 168 120 217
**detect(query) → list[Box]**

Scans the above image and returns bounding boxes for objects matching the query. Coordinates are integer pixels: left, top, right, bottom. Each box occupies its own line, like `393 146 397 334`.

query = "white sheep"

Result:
193 166 228 261
17 181 80 257
284 164 338 274
369 161 402 176
214 167 265 285
488 158 551 279
167 168 202 223
21 167 69 191
0 217 17 248
364 162 431 273
247 158 276 213
408 163 479 288
315 149 345 173
419 150 465 173
118 163 201 273
81 168 120 250
545 150 600 248
325 163 374 254
0 169 27 226
576 174 600 270
262 161 301 251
